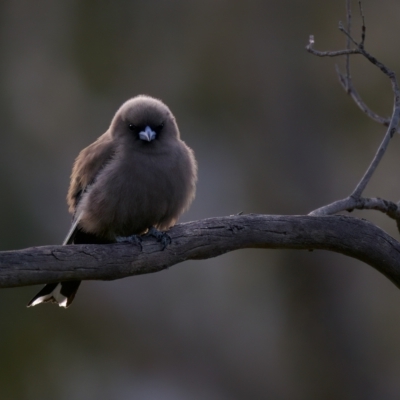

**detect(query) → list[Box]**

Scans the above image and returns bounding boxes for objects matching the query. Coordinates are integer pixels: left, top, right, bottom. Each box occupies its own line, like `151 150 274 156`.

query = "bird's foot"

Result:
147 227 171 250
116 234 143 250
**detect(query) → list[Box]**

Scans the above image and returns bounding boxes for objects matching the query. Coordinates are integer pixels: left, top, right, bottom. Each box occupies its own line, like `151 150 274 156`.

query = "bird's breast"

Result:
78 150 190 239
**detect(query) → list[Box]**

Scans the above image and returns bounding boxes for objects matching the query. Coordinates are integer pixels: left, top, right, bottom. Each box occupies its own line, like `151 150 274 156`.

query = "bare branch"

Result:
2 215 400 292
309 198 355 216
344 0 352 88
336 1 392 125
358 0 366 47
310 60 399 214
356 197 400 220
343 43 400 198
335 65 392 126
307 3 398 132
351 118 398 198
307 2 400 219
310 197 400 226
306 36 360 56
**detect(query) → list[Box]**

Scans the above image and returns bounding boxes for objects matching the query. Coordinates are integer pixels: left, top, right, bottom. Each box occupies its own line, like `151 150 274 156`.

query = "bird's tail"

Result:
27 281 81 308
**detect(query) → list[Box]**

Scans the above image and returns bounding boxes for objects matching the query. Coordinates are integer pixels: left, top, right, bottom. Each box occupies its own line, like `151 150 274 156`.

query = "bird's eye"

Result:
154 122 164 133
128 124 136 131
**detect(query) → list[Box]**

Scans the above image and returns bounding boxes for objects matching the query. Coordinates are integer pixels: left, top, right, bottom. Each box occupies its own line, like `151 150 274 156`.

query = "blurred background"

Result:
1 0 400 399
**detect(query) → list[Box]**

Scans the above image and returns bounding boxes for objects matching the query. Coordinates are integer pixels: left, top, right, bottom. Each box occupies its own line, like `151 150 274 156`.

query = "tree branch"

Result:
306 2 400 222
2 215 400 290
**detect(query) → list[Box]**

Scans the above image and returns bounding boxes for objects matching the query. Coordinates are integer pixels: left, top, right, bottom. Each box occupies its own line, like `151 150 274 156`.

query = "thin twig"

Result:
306 2 400 220
338 31 400 196
344 0 352 91
310 199 353 216
310 197 400 226
306 36 360 56
336 1 393 127
309 4 397 132
358 197 400 221
351 109 398 198
335 65 392 126
359 1 366 48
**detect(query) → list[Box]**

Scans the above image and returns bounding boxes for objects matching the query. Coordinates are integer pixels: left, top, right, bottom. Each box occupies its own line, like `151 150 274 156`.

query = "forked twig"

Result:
344 0 352 86
306 1 400 228
336 0 393 126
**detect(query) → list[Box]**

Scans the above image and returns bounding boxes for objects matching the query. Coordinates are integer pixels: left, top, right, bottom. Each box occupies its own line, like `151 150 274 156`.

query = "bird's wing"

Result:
64 131 116 244
67 131 116 214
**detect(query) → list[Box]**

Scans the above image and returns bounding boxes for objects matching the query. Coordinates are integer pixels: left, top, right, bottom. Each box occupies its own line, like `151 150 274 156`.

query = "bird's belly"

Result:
79 165 182 239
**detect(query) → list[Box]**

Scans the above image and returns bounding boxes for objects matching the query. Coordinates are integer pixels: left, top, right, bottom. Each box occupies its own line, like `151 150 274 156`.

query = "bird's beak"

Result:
139 126 156 142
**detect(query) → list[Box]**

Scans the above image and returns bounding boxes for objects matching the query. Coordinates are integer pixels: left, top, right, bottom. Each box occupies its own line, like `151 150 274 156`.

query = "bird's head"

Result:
110 95 180 148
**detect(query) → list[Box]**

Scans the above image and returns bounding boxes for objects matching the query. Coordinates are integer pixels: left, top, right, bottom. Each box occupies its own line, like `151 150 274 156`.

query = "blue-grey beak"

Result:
139 126 156 142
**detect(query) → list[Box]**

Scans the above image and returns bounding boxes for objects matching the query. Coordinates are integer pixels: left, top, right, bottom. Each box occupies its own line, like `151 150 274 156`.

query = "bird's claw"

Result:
147 227 171 250
115 234 143 250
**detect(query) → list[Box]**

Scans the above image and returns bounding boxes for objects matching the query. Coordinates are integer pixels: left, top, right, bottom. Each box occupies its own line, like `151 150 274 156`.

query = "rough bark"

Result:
1 214 399 289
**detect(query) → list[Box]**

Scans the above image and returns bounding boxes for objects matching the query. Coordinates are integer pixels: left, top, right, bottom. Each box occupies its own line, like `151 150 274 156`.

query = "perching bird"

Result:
27 95 197 308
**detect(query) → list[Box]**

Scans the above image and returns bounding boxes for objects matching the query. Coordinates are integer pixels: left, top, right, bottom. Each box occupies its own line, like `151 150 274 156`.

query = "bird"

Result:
27 95 197 308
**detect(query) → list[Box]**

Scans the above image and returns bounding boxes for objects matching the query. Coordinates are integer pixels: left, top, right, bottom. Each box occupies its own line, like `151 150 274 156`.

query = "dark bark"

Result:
1 214 400 290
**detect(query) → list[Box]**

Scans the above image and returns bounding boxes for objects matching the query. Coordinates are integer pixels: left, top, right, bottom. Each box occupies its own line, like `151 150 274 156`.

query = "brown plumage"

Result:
27 95 197 308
